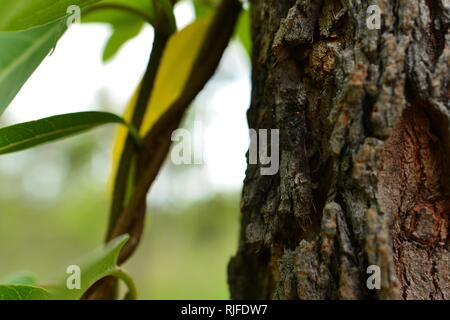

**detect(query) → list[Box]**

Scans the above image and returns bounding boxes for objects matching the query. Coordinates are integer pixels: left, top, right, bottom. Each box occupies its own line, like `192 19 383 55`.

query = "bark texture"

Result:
229 0 450 299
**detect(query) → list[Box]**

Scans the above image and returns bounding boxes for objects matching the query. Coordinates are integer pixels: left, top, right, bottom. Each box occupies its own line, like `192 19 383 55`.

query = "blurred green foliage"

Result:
128 193 239 299
0 121 240 299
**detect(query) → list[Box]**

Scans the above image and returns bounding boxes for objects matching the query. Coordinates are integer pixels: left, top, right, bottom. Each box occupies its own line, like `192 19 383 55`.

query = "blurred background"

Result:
0 1 251 299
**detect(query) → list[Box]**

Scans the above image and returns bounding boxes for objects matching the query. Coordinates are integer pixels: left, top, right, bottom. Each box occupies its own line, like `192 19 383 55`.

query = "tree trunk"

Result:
228 0 450 300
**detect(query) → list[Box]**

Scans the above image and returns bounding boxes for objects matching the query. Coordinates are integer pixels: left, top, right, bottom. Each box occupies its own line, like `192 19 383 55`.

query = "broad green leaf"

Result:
0 21 65 115
0 0 100 31
84 0 154 21
140 15 212 134
0 235 135 300
0 285 50 300
1 272 38 286
0 111 140 155
49 234 134 300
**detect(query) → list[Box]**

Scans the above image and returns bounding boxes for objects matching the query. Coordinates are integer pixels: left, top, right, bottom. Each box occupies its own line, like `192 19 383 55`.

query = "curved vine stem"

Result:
111 269 138 300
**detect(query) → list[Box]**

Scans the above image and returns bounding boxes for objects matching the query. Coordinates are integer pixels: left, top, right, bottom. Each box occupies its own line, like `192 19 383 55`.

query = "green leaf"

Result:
0 111 140 155
0 235 135 300
0 21 65 115
0 285 50 300
1 272 38 286
0 0 101 31
49 234 134 300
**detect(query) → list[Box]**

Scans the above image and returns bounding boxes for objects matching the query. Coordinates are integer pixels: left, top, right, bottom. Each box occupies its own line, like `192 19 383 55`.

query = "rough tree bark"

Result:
229 0 450 299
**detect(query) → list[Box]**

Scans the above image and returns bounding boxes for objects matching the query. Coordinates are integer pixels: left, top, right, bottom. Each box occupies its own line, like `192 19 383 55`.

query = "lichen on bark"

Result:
229 0 450 300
